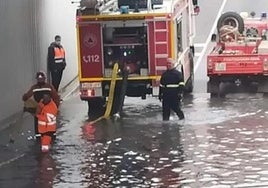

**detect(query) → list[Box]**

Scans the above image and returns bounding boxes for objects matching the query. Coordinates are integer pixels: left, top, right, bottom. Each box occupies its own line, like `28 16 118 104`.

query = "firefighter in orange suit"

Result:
47 35 66 92
36 94 58 152
22 71 60 136
159 58 185 121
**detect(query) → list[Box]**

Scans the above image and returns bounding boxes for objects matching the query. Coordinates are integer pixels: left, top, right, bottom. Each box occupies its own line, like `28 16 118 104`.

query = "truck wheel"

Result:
210 93 218 98
208 78 220 98
218 82 226 98
210 84 225 98
87 98 105 118
217 12 244 34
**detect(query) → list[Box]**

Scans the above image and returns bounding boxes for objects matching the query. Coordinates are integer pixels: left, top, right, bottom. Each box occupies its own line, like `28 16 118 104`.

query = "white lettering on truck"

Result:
83 55 100 63
222 57 260 61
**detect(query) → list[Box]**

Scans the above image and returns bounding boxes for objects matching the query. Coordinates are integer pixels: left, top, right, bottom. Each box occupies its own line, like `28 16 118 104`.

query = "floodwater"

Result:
1 93 267 188
1 93 268 188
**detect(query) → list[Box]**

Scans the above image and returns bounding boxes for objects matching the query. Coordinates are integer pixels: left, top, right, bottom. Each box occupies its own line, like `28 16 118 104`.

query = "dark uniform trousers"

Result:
162 91 184 121
159 68 185 121
51 69 63 92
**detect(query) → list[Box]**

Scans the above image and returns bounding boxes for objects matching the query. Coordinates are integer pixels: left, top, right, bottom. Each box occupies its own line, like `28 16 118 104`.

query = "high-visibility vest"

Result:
54 47 65 64
37 100 58 133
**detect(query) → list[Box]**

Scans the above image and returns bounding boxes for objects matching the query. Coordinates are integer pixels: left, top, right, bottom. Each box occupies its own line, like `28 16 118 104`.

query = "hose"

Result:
104 62 119 118
219 25 239 42
88 62 119 124
114 69 129 116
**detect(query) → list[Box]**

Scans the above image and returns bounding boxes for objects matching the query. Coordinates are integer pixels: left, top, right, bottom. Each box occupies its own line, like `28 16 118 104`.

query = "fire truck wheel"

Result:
87 98 105 118
210 93 218 98
217 12 244 34
218 82 226 98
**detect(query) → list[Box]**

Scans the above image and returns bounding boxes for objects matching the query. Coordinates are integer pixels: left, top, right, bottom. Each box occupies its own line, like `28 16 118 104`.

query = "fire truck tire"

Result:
210 93 218 98
208 78 224 98
218 82 226 98
87 98 105 118
257 78 268 94
210 86 225 98
217 12 244 34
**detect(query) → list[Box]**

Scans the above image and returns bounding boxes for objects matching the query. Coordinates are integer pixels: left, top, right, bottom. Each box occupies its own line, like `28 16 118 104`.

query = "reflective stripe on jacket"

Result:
37 101 58 133
54 47 65 64
33 87 52 93
160 82 185 88
22 83 60 107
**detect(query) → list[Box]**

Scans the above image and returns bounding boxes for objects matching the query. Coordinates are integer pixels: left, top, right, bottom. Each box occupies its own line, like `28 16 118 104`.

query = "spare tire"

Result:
217 12 244 34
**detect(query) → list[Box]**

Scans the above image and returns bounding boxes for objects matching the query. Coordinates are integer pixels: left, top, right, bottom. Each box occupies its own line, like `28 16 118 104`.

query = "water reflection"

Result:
79 121 185 187
52 93 268 187
35 153 58 188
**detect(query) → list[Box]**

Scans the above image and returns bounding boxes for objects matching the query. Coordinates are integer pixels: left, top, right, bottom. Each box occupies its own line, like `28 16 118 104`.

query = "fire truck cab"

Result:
208 11 268 97
76 0 199 116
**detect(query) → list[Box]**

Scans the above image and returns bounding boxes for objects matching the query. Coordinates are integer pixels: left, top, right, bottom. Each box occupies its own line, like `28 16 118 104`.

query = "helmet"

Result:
36 71 46 79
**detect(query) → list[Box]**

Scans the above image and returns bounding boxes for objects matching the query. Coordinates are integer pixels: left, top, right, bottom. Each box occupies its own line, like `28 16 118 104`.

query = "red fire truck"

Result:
76 0 199 116
207 11 268 97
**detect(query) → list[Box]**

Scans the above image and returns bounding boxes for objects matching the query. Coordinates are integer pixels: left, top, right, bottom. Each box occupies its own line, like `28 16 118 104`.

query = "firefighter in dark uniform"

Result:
159 58 185 121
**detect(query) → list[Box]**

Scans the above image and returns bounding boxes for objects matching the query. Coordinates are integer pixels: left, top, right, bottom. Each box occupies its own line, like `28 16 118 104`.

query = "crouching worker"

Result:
36 94 58 152
22 71 60 137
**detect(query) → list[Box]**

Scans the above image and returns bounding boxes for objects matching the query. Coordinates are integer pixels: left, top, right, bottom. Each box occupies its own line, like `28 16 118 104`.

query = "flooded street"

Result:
2 93 267 187
50 93 268 188
2 0 268 187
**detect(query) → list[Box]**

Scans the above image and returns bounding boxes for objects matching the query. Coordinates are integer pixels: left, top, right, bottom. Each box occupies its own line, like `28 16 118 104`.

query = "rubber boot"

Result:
41 134 52 152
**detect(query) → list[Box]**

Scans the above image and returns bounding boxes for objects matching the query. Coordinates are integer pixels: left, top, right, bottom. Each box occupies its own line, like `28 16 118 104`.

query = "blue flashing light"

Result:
120 6 129 14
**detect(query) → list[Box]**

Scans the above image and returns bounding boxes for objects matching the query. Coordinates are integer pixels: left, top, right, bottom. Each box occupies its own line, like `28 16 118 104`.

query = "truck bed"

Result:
207 42 265 76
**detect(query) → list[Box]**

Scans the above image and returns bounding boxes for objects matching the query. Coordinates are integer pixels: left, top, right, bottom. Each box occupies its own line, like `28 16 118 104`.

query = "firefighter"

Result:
36 94 58 152
159 58 185 121
22 71 60 136
47 35 66 92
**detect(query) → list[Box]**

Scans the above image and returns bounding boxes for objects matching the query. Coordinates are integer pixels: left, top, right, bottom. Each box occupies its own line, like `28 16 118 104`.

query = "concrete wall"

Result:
0 0 78 127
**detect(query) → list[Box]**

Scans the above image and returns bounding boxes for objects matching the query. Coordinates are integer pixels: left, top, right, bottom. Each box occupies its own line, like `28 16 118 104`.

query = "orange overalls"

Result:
36 100 58 152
